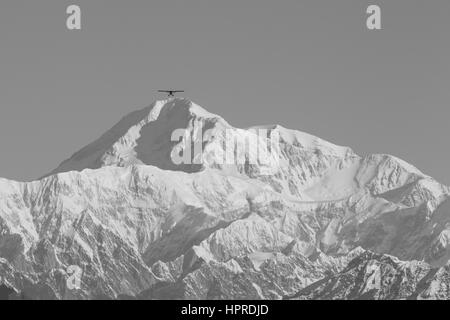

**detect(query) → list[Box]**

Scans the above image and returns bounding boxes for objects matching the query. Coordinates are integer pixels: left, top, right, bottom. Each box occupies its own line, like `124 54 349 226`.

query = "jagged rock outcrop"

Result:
289 250 450 300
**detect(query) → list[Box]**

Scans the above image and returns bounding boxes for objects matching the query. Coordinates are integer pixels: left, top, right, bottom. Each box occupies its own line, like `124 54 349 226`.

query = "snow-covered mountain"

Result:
289 250 450 300
0 98 449 299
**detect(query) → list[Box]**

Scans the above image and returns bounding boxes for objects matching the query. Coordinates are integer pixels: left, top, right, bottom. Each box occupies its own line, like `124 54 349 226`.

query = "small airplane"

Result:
158 90 185 97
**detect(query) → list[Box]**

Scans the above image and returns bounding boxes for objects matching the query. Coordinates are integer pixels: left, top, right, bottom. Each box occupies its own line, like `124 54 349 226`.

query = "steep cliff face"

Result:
0 98 448 299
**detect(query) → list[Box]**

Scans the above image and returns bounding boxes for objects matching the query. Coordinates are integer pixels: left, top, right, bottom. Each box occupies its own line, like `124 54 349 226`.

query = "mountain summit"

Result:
48 98 230 176
0 99 449 299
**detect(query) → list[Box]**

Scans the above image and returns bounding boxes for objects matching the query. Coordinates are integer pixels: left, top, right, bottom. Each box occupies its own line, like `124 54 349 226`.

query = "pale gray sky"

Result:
0 0 449 184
